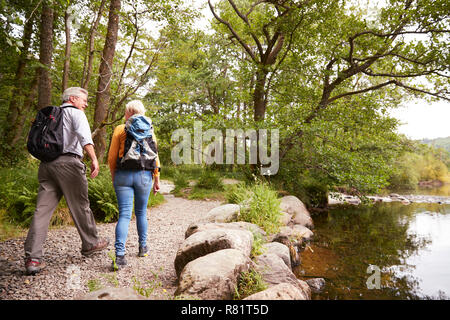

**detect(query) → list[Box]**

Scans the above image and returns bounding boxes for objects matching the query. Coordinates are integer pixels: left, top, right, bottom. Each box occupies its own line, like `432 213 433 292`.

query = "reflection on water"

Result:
295 200 450 300
390 184 450 197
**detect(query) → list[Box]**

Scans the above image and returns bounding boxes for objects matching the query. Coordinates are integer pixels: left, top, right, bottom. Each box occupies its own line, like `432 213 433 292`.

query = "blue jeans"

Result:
113 170 153 256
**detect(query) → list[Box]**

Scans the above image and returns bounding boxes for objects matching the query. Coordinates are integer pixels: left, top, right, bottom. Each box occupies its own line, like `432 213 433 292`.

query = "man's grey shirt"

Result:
61 103 94 157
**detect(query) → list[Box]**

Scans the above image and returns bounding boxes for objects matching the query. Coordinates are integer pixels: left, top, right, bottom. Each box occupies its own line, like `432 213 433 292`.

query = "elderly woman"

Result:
107 100 160 270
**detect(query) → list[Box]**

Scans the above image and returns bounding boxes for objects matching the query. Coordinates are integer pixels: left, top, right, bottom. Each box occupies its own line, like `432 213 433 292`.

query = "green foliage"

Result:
225 182 251 204
132 269 163 298
251 232 266 258
195 170 224 190
422 137 450 154
389 142 450 189
233 269 268 300
227 181 283 234
88 166 119 222
86 278 103 292
0 162 73 227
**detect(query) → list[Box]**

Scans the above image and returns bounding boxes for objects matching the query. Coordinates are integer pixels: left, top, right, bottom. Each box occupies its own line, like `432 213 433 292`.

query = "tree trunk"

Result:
253 68 268 122
82 0 107 89
37 0 54 109
3 10 35 142
93 0 121 162
62 9 71 91
11 73 39 145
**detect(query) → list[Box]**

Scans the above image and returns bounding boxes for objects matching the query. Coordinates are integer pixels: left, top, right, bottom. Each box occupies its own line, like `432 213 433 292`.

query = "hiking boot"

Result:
81 238 109 257
138 246 148 257
25 258 46 275
111 255 127 271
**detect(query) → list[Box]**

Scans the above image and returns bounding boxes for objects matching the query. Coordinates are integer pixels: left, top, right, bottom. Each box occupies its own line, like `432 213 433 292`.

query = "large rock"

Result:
243 283 308 300
185 221 266 239
175 249 253 300
262 242 291 268
81 287 146 300
254 253 310 299
279 211 293 226
305 278 326 294
272 225 314 243
280 196 314 229
175 228 253 277
202 204 240 223
287 225 314 241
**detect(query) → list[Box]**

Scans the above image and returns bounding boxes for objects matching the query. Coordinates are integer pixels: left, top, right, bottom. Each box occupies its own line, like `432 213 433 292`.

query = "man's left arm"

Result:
83 144 99 179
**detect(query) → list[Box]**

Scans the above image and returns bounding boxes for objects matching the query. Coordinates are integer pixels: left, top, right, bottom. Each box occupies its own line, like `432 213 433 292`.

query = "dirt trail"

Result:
0 187 222 300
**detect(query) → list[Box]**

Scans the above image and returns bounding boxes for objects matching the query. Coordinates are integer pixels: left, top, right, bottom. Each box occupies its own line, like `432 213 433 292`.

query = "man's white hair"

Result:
126 100 146 116
62 87 88 102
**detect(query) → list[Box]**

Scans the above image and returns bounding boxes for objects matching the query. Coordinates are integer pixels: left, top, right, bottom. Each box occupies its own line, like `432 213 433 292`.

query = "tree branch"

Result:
208 0 257 62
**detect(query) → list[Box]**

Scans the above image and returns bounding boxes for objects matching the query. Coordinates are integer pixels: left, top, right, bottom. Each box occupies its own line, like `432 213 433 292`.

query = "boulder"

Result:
270 233 301 267
272 225 314 243
280 196 313 229
185 221 266 239
262 242 291 268
202 204 240 223
279 211 293 226
291 225 314 241
243 282 308 300
175 249 253 300
175 228 253 277
81 287 146 300
254 253 310 299
305 278 326 294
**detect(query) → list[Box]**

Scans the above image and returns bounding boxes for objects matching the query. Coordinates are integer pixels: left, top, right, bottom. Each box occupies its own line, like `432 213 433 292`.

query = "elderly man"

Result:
24 87 109 275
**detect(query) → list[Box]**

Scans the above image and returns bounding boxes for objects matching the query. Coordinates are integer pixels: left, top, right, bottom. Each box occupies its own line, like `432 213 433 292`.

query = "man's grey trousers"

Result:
24 155 99 260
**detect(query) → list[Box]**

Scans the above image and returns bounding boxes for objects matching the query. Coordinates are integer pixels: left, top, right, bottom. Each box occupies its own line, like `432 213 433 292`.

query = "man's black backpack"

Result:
27 105 75 162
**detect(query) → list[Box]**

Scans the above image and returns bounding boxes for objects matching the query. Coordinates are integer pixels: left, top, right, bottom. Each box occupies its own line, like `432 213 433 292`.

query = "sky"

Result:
389 100 450 140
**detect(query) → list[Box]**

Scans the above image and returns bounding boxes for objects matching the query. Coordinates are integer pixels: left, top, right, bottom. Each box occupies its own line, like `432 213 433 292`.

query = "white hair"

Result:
125 100 146 116
62 87 88 102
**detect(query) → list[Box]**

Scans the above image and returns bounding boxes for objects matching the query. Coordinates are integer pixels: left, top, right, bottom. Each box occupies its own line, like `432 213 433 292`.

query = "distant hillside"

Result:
422 136 450 153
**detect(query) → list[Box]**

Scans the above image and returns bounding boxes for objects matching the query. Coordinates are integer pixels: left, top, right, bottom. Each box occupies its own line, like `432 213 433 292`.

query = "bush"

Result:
225 182 251 204
195 170 224 190
227 181 283 234
88 167 118 222
0 163 71 227
233 269 268 300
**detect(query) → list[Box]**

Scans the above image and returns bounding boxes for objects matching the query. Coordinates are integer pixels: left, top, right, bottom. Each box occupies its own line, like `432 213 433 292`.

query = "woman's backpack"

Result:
116 115 158 170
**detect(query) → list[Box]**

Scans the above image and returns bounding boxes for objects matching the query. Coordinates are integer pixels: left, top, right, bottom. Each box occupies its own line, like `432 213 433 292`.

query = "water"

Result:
295 187 450 300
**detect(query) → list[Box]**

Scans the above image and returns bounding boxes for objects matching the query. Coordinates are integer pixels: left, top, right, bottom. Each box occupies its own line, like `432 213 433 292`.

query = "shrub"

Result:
195 170 224 190
233 269 268 300
227 181 283 234
88 167 118 222
0 163 72 227
225 183 250 204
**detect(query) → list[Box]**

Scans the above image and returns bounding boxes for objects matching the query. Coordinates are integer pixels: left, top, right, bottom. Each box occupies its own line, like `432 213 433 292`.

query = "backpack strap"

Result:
61 105 78 110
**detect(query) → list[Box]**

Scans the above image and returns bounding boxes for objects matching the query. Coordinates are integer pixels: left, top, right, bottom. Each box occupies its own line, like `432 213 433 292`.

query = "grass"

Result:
0 209 26 241
227 181 283 234
233 269 268 300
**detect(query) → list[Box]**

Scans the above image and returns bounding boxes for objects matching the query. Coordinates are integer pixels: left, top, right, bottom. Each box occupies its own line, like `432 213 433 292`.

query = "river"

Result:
295 185 450 300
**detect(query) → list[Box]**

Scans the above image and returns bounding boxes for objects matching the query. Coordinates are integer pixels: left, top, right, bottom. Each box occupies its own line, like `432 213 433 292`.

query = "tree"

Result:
62 7 72 91
93 0 121 162
37 0 55 109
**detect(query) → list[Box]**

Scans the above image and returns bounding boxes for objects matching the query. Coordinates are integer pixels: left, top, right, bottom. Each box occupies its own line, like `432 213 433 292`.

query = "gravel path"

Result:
0 192 222 300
